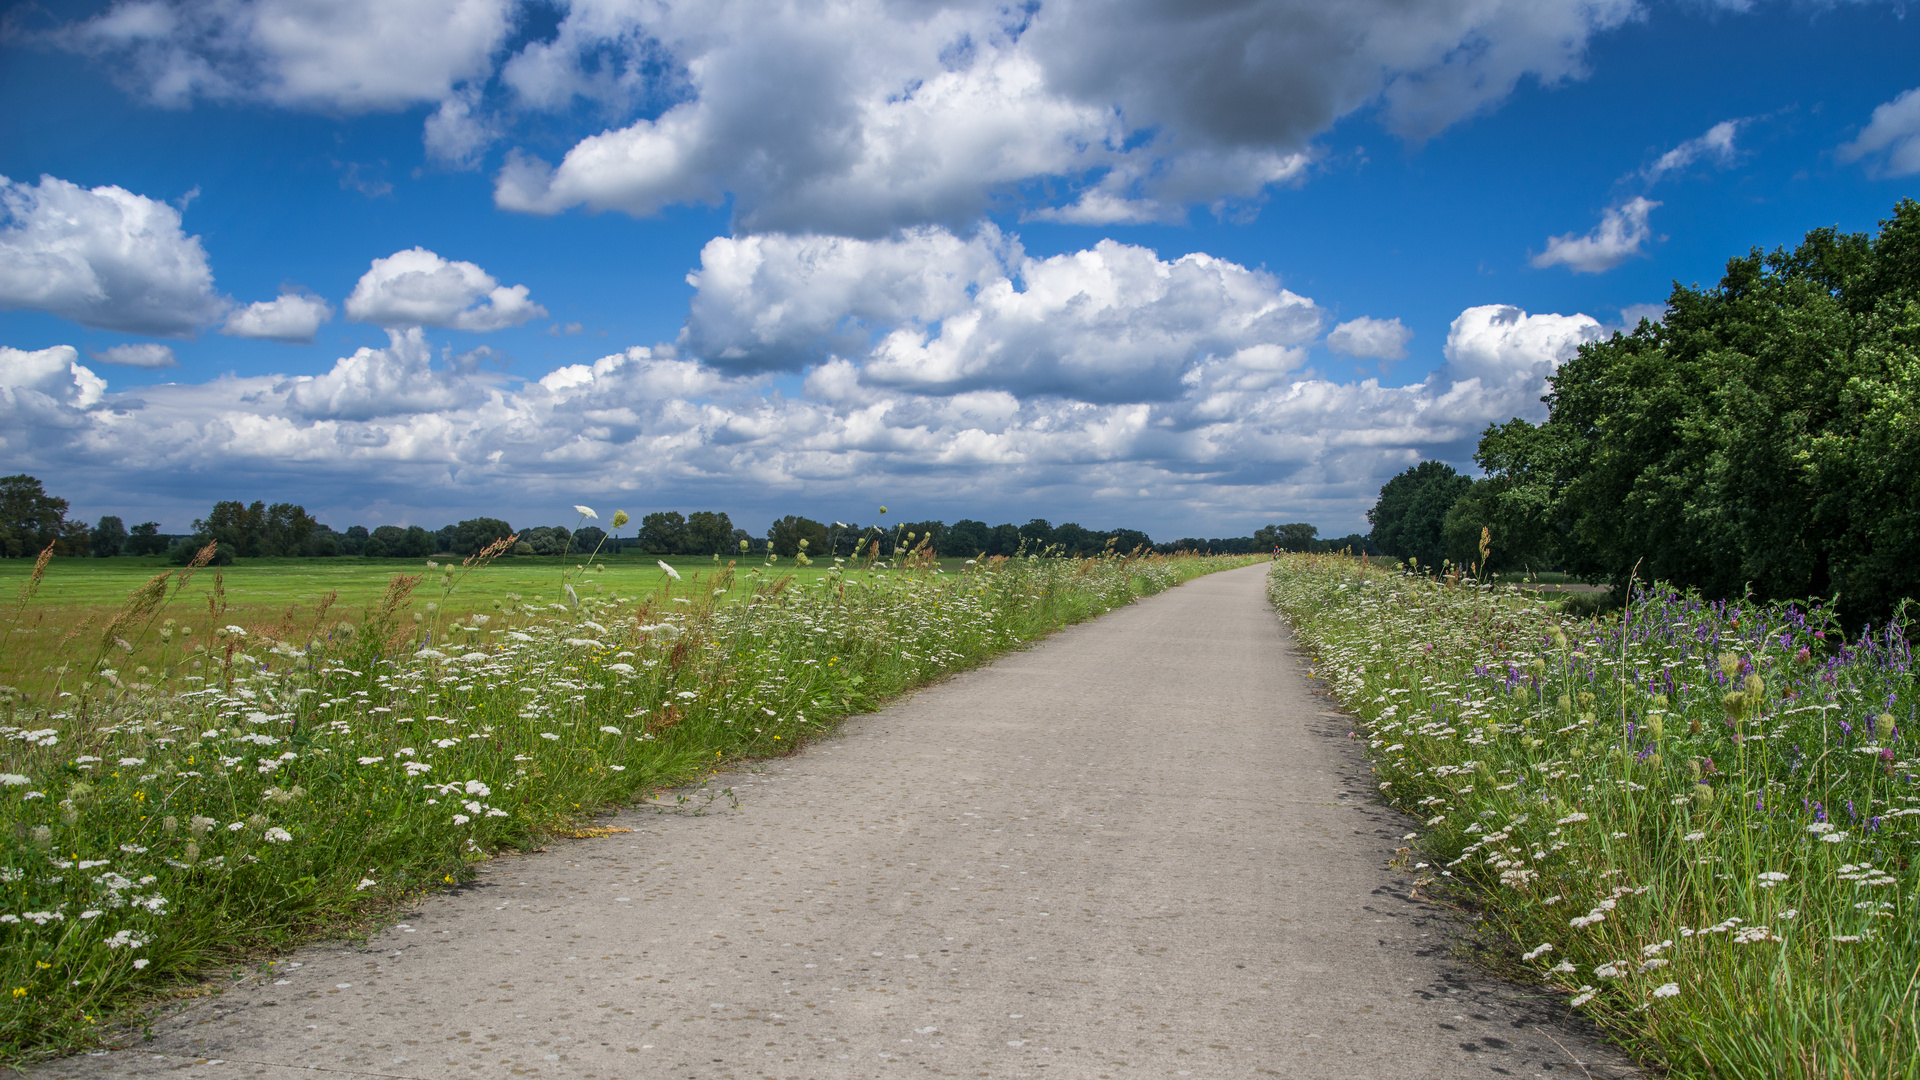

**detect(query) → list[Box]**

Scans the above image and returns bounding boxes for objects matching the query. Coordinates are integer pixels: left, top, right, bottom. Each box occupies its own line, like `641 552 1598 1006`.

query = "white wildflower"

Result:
600 726 622 735
1757 871 1789 887
1569 986 1597 1007
1522 944 1553 961
1651 982 1679 999
356 878 377 891
0 774 27 786
574 505 598 519
262 827 292 843
658 560 681 581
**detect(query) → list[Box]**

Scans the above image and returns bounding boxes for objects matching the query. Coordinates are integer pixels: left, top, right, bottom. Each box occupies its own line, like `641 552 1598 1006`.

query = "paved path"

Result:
38 564 1637 1080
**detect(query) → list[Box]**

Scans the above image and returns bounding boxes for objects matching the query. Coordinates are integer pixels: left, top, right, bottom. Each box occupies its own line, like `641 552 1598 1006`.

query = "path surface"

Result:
37 564 1638 1080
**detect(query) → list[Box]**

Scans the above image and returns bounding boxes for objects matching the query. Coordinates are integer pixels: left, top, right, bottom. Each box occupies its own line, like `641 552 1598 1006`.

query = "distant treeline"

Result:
1 475 1368 564
1365 199 1920 625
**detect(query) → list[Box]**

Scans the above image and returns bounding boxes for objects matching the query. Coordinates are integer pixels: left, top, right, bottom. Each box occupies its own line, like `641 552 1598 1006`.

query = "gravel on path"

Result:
33 562 1639 1080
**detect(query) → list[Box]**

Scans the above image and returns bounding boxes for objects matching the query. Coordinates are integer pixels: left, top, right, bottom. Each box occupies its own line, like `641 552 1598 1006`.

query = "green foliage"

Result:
681 511 733 556
1367 461 1472 569
88 517 126 558
0 476 88 558
124 523 167 558
450 518 514 557
637 511 686 554
766 515 829 558
1476 199 1920 622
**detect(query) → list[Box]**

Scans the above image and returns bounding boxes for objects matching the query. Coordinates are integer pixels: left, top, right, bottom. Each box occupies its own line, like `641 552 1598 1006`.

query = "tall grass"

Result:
0 546 1258 1061
1268 554 1920 1078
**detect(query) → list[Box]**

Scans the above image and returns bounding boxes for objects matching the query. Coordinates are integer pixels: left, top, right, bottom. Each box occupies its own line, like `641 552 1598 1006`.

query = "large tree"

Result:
1477 199 1920 621
683 511 734 556
767 515 829 558
638 511 687 554
0 475 89 557
90 516 127 557
1368 461 1473 571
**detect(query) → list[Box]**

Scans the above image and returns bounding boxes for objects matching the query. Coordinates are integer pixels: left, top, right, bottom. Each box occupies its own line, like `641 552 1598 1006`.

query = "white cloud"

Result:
490 0 1640 233
344 247 546 331
221 291 332 342
1642 119 1741 185
0 173 226 336
684 226 1324 401
1327 317 1413 361
1441 304 1603 419
89 343 179 369
3 231 1601 536
423 83 496 169
1838 87 1920 178
281 327 486 420
54 0 513 112
1 345 107 409
1532 196 1660 274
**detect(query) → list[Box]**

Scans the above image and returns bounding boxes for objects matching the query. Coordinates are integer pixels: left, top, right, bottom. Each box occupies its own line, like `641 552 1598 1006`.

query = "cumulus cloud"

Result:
0 173 227 336
683 226 1323 401
344 247 546 331
1838 87 1920 178
221 291 332 342
1 345 107 409
1441 304 1603 419
88 343 178 369
4 230 1602 535
50 0 513 112
1327 316 1413 361
281 327 486 420
1532 196 1660 274
490 0 1639 233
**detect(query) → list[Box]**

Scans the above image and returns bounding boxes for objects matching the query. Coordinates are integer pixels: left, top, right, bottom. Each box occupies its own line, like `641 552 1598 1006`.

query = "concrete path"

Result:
37 564 1638 1080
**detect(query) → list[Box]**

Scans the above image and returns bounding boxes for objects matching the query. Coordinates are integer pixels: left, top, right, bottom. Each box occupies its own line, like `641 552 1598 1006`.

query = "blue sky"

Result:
2 0 1917 541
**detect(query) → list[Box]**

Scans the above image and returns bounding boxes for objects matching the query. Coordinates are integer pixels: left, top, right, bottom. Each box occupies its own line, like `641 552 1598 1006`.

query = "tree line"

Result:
3 477 1368 565
1366 198 1920 626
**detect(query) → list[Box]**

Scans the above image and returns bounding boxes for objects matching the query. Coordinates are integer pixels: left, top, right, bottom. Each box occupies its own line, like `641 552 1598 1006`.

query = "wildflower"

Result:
1556 812 1589 825
1757 871 1789 887
612 510 630 528
1820 831 1850 844
1569 986 1597 1007
1593 962 1625 979
356 878 377 891
0 774 28 786
132 958 150 970
262 827 292 843
574 505 598 519
541 732 560 740
1651 982 1679 999
452 814 471 825
1682 831 1706 841
1831 934 1863 943
600 726 622 734
1550 960 1576 973
358 756 384 765
1522 944 1553 961
464 780 491 797
658 560 681 581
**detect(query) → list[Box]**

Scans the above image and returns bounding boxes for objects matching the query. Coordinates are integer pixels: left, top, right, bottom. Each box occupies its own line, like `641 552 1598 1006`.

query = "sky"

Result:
2 0 1918 542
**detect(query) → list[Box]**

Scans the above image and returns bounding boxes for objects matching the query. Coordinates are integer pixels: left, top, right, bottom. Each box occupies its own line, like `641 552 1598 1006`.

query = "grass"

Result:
1268 554 1920 1079
0 546 1260 1062
0 553 944 704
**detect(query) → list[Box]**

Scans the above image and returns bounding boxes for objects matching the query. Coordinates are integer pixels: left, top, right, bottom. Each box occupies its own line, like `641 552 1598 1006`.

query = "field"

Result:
1269 554 1920 1078
0 552 931 704
0 547 1259 1061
